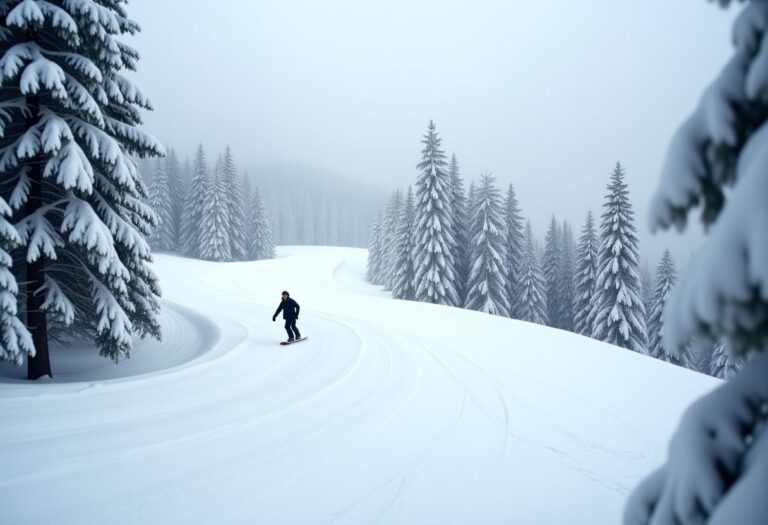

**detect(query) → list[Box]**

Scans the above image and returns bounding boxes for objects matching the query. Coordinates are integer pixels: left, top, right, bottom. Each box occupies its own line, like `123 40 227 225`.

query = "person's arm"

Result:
273 303 283 320
294 300 300 319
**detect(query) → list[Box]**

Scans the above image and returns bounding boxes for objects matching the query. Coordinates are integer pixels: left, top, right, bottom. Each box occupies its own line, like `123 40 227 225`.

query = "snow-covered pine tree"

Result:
165 148 183 250
220 147 247 260
647 249 677 360
242 172 252 209
448 154 469 305
590 163 646 352
559 221 576 332
467 181 477 219
381 189 402 291
392 186 416 300
536 241 545 268
179 156 191 248
625 6 768 520
573 211 598 336
199 161 231 261
503 184 525 319
0 0 164 378
366 211 384 285
517 221 548 325
242 172 253 247
248 185 275 260
180 144 208 257
147 158 175 251
413 121 458 306
640 261 654 334
465 173 509 316
709 341 741 380
0 196 33 365
271 191 284 245
242 175 254 247
258 190 271 244
688 337 713 374
542 215 563 328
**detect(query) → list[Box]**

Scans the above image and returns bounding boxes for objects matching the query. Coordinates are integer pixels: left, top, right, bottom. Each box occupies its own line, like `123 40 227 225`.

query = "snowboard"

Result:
280 337 308 346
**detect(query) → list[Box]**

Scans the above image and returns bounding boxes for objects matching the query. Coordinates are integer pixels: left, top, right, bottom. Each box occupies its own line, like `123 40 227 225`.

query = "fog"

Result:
128 0 738 267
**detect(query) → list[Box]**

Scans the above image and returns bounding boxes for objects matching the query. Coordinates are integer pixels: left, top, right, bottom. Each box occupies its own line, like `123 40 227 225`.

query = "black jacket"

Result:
274 298 300 320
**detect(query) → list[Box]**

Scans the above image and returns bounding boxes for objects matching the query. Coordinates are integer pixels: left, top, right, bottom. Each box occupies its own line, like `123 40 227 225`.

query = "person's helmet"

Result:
282 291 289 296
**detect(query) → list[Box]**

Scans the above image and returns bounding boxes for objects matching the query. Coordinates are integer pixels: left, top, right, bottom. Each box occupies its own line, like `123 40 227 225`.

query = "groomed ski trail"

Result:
0 247 719 524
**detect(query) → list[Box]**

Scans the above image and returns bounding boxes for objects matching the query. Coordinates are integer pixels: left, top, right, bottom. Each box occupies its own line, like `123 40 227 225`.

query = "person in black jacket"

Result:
273 291 301 342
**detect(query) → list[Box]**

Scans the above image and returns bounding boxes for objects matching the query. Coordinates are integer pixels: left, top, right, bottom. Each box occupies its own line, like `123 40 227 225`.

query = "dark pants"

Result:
284 318 300 340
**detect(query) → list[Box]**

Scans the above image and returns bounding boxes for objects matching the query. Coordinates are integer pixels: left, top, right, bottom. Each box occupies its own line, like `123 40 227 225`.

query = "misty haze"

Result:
1 1 767 524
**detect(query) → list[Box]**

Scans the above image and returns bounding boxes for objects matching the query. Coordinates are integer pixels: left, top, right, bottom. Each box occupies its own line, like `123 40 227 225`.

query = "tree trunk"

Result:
26 254 51 380
24 92 51 380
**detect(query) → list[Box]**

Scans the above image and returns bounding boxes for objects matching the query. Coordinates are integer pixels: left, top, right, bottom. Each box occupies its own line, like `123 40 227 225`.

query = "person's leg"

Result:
284 319 295 340
291 319 301 339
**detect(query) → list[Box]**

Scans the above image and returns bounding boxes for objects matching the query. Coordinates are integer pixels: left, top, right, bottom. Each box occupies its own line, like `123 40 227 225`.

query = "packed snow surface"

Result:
0 247 718 524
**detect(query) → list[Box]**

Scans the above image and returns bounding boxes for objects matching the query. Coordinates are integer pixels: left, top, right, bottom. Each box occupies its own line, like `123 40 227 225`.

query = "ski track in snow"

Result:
0 247 720 524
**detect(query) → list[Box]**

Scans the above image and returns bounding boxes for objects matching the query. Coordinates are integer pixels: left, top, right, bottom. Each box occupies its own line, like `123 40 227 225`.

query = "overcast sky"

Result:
127 0 739 268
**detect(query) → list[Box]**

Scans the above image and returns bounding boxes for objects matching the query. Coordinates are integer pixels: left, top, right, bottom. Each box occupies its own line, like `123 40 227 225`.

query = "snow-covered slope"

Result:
0 247 718 524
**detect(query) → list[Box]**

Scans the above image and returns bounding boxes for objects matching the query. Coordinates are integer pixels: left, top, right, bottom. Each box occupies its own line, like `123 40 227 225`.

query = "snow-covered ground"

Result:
0 247 718 524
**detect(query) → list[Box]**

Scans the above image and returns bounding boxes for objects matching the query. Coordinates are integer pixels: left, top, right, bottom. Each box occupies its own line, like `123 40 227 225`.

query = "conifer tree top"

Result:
417 120 447 173
412 121 457 306
592 163 645 352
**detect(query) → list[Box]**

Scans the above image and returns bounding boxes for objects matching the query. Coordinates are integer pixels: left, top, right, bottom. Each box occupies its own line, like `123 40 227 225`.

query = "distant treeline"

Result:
140 146 379 255
141 145 274 261
366 121 739 379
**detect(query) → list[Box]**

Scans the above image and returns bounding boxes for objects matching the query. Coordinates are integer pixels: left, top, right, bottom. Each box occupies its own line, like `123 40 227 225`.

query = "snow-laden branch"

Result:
625 355 768 525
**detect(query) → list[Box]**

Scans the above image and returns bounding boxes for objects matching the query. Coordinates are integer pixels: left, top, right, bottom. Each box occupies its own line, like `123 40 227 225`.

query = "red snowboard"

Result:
280 337 308 346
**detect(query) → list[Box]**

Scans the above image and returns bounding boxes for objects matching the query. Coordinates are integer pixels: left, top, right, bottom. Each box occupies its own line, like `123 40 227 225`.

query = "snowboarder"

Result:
273 291 302 342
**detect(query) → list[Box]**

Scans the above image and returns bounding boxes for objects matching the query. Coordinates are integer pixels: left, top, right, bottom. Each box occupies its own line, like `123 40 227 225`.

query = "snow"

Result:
0 246 718 524
6 0 45 28
625 355 768 525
